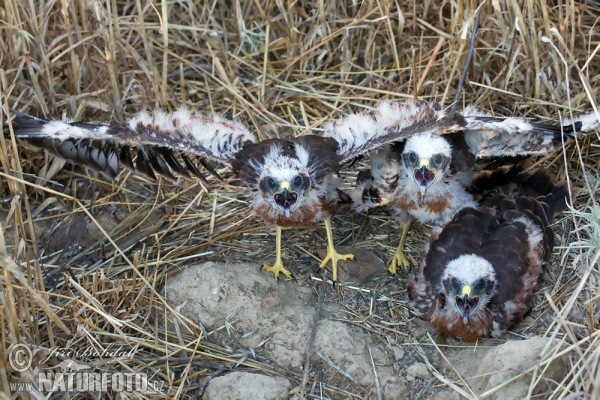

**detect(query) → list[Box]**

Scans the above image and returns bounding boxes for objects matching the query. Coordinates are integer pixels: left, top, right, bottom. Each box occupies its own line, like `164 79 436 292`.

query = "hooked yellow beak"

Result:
461 284 472 298
414 158 436 196
274 180 298 218
456 284 479 324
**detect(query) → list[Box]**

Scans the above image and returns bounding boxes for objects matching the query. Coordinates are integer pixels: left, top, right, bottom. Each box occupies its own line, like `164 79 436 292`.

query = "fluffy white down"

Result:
126 107 256 158
441 254 496 285
256 144 307 182
41 121 110 141
409 180 475 224
562 111 600 132
403 133 452 158
463 111 555 158
323 100 446 155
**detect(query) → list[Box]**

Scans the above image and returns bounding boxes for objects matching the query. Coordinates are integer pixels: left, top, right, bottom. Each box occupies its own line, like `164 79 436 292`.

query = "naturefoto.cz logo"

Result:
7 343 164 393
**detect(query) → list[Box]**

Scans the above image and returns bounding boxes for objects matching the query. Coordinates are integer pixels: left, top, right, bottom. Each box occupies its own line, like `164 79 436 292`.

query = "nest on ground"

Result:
1 1 599 398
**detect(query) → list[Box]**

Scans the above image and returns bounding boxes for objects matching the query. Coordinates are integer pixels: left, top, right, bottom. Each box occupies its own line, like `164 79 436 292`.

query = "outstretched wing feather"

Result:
180 153 211 186
324 100 467 163
462 107 598 158
145 146 176 181
6 108 257 183
157 147 191 180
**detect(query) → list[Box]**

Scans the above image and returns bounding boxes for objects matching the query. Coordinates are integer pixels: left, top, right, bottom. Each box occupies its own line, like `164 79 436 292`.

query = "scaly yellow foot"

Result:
388 246 410 275
319 246 354 282
262 260 292 280
320 218 354 283
262 226 291 280
389 222 412 275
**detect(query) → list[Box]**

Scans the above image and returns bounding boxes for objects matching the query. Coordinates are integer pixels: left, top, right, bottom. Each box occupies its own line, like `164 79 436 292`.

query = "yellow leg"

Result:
319 218 354 283
389 222 411 275
262 226 292 280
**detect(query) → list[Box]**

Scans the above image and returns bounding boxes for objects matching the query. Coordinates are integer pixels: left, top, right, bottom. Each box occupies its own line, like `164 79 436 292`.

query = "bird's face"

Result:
401 134 452 196
260 173 310 217
441 254 497 324
402 152 449 196
443 277 494 323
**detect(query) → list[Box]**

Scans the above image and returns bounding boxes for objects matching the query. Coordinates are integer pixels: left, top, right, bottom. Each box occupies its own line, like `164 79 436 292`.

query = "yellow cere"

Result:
419 158 430 168
280 181 291 190
461 285 472 297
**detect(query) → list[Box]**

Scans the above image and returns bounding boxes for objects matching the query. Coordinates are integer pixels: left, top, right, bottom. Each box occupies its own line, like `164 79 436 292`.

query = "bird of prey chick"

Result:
408 163 578 341
6 100 466 284
351 107 598 274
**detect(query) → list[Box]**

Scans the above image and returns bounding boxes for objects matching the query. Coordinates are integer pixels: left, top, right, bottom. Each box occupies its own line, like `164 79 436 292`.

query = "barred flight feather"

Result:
7 108 255 181
462 107 599 157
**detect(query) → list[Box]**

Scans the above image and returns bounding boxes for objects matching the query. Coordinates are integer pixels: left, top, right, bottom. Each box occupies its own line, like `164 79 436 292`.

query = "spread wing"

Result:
462 106 599 158
323 100 467 163
6 108 257 183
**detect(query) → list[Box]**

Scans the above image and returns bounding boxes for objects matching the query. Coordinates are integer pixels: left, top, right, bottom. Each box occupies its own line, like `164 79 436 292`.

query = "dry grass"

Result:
1 0 599 398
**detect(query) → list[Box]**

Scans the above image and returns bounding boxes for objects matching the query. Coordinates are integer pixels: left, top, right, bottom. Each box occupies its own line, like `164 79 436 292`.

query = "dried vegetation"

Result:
0 0 599 398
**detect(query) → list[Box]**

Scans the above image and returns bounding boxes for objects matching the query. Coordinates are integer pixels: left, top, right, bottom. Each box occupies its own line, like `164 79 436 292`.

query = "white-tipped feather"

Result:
562 110 600 132
463 107 599 158
294 143 310 168
323 100 446 155
126 109 256 159
463 110 554 157
41 121 110 141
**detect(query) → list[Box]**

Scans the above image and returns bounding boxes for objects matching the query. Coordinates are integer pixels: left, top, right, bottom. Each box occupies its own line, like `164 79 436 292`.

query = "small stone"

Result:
473 337 568 399
381 376 408 400
202 371 291 400
295 286 313 295
406 362 430 381
392 346 405 360
431 390 461 400
412 327 428 340
317 246 386 283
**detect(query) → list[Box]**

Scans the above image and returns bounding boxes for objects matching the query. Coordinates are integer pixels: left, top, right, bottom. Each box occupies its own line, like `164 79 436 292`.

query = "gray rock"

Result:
381 376 408 400
406 362 430 381
202 371 291 400
472 337 568 399
431 390 461 400
166 261 315 367
392 346 405 360
314 319 390 385
167 262 394 386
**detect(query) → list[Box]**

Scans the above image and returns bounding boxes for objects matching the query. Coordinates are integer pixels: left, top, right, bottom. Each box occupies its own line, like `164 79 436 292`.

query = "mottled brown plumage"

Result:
408 164 576 341
353 108 597 274
6 100 469 283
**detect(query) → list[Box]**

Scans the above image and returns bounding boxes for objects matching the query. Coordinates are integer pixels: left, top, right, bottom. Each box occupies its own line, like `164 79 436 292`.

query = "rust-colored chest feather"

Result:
393 191 452 214
434 312 492 342
255 195 338 227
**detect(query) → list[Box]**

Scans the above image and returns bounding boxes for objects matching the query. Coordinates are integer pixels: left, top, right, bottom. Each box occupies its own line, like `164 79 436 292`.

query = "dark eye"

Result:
409 152 418 164
433 154 443 166
293 176 302 187
473 279 486 293
451 278 461 293
268 178 276 188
